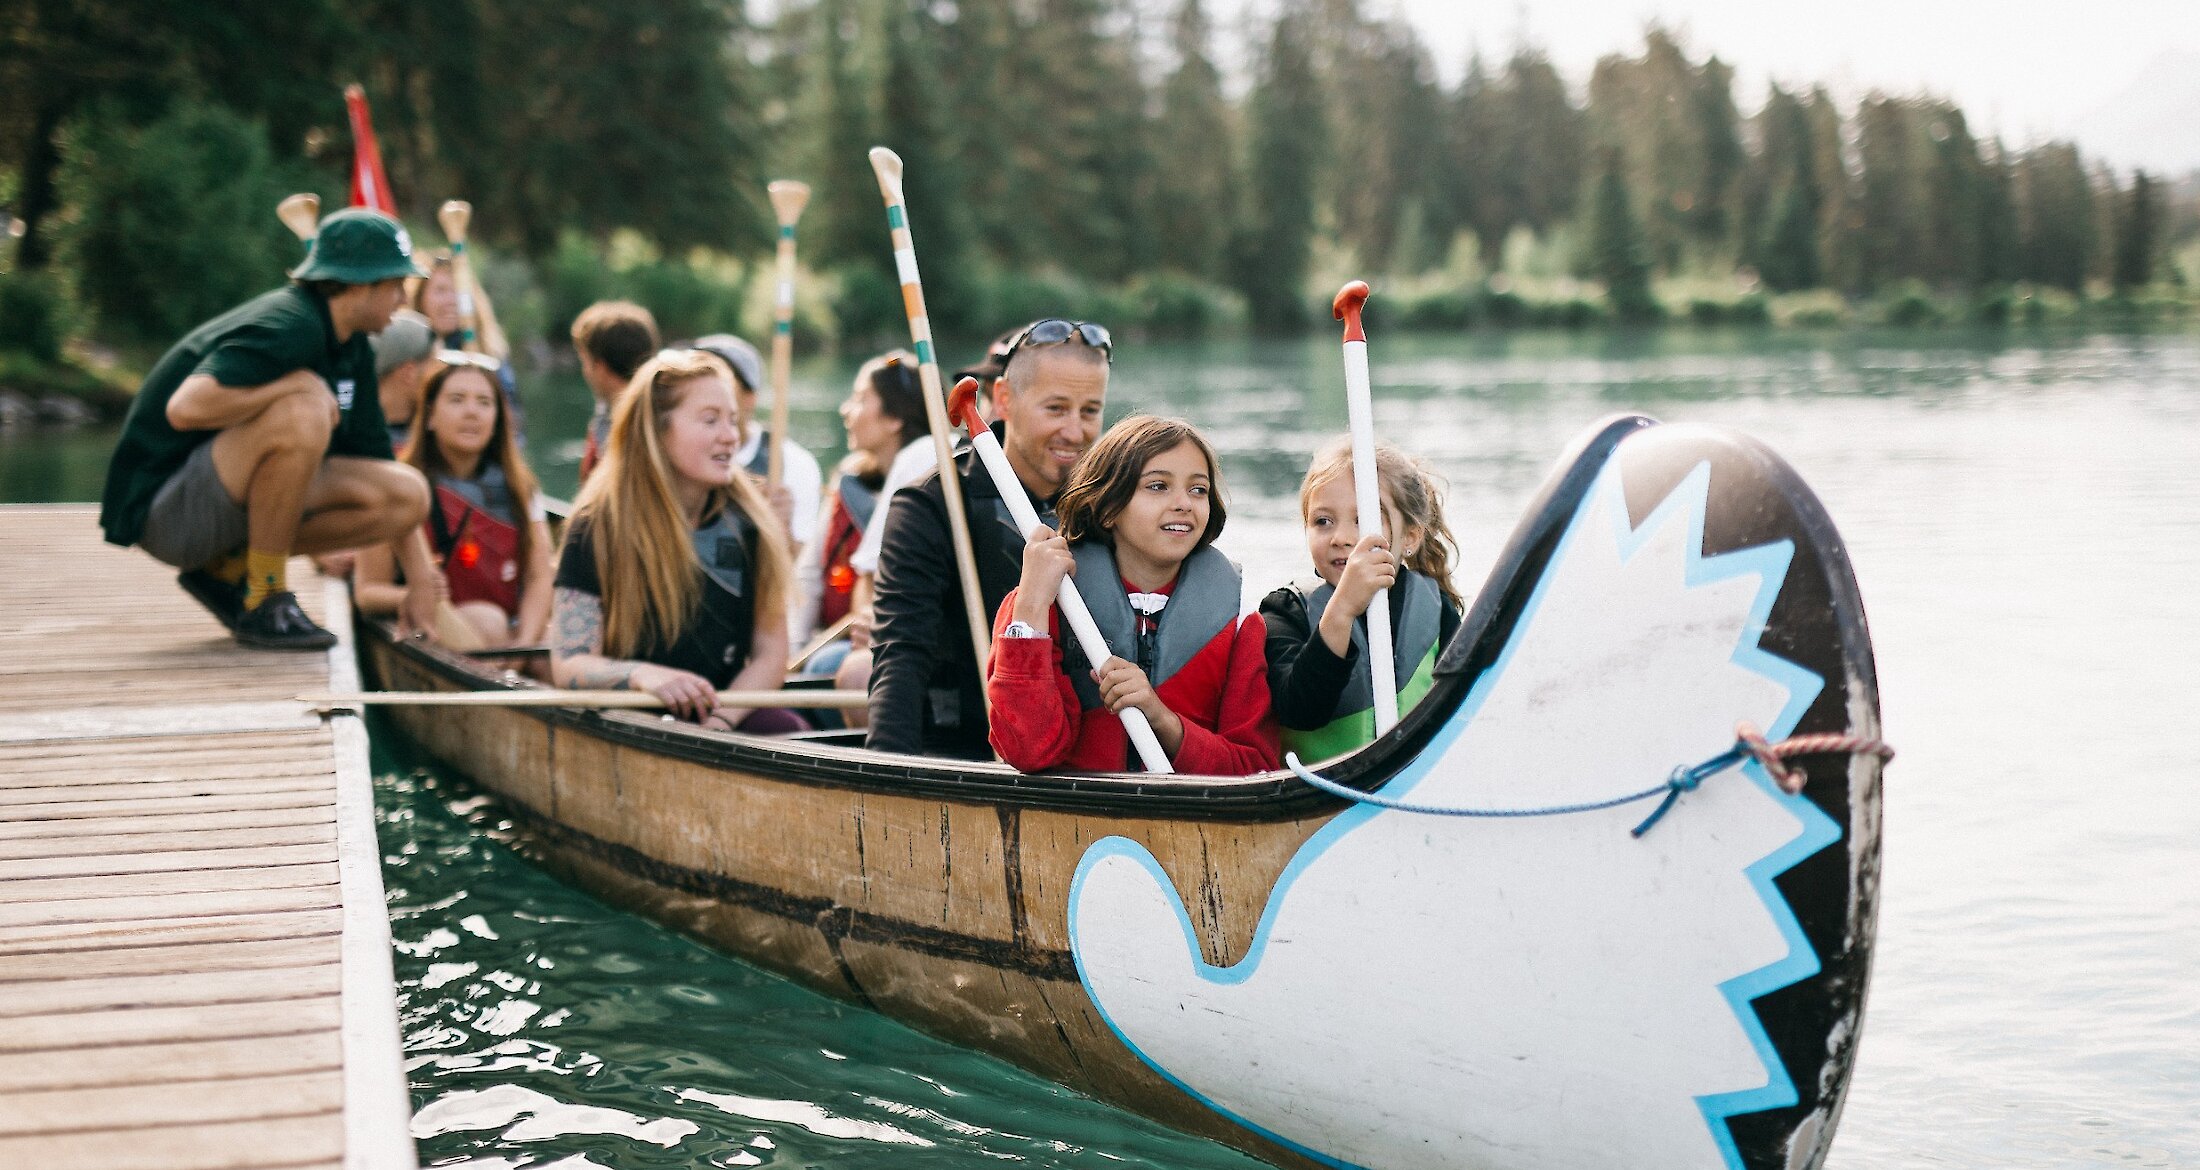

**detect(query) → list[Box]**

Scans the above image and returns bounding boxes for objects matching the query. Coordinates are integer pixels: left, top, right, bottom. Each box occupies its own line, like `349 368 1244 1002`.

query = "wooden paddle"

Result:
868 147 990 677
788 611 856 673
277 193 321 243
765 180 811 489
1334 280 1399 734
435 200 511 360
301 689 869 712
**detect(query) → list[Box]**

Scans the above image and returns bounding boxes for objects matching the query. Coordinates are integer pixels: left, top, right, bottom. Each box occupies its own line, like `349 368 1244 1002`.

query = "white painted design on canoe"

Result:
1070 459 1838 1170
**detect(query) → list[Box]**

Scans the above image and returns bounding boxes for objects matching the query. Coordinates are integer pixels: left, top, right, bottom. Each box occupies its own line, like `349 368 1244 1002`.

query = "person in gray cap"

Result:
98 207 446 649
373 308 438 452
689 333 824 640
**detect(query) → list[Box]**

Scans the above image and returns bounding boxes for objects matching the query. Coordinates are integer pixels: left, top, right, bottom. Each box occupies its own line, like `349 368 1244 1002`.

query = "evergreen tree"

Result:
1921 103 1984 288
1587 148 1656 320
1974 139 2021 286
880 0 978 330
1234 6 1325 331
2017 142 2095 293
2113 171 2160 292
1152 0 1236 282
806 0 885 272
1854 95 1925 290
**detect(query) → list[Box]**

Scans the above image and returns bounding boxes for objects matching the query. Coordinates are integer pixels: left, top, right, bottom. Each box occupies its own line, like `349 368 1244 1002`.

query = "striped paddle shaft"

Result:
766 181 811 489
450 240 480 350
869 147 993 680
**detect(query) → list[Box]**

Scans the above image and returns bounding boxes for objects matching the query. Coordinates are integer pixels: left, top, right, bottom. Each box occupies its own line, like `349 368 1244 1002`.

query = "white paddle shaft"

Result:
965 426 1174 774
1343 339 1399 734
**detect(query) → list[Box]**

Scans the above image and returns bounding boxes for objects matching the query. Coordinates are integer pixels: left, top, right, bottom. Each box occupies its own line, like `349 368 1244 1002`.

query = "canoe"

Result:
360 414 1885 1170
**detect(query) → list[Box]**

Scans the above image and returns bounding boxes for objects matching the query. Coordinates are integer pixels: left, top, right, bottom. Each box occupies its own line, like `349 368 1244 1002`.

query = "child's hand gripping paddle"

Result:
947 378 1174 774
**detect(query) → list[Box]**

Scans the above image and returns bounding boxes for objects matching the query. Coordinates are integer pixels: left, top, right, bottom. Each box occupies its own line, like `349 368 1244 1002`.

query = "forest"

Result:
4 0 2195 378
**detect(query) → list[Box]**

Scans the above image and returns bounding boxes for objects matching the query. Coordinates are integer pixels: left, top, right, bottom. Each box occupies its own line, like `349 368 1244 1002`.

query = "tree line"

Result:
3 0 2192 350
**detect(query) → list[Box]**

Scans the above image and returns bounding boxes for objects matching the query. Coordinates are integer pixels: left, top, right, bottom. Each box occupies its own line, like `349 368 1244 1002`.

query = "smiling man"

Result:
865 320 1111 758
99 209 444 649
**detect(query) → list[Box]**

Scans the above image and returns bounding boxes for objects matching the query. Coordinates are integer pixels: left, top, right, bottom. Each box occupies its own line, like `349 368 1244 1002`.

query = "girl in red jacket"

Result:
986 416 1279 775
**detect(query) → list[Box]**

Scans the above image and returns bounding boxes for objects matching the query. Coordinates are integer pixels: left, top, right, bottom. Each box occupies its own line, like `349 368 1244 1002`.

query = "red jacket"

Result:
985 588 1279 775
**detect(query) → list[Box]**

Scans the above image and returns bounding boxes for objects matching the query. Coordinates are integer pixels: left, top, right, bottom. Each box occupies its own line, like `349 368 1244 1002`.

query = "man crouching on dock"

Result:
99 208 444 650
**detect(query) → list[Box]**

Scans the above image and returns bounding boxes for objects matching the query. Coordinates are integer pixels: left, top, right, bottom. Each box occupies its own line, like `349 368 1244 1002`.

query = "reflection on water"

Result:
374 744 1271 1168
15 327 2195 1166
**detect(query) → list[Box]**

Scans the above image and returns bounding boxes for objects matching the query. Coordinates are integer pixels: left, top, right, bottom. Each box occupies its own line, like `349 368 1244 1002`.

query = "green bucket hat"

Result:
289 208 428 284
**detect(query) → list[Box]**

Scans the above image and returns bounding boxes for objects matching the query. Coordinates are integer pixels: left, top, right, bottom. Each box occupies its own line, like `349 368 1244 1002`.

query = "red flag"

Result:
344 83 397 215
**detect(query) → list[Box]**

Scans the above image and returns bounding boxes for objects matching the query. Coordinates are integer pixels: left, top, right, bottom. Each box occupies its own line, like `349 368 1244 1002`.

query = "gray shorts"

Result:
139 441 248 569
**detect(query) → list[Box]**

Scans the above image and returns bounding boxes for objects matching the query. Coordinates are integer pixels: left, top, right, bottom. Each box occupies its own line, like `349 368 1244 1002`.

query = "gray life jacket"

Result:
1292 568 1443 723
836 471 880 532
690 503 756 602
1066 542 1241 712
436 461 517 526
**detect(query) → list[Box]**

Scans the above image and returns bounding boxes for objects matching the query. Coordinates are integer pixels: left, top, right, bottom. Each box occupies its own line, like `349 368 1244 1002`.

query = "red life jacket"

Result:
817 472 879 627
430 479 522 616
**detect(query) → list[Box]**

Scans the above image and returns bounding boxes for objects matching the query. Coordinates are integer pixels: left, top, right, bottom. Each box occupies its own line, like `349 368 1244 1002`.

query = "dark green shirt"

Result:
99 286 392 547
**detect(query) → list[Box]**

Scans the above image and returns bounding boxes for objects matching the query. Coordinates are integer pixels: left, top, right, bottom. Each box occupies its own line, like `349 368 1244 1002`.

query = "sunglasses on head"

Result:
1007 319 1112 364
435 349 502 372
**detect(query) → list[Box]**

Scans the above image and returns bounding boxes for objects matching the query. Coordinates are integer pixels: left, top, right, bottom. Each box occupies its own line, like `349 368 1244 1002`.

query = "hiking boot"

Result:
177 568 247 631
234 591 338 651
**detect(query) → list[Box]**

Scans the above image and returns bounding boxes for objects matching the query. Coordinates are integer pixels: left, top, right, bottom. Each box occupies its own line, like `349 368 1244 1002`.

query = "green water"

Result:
373 716 1270 1168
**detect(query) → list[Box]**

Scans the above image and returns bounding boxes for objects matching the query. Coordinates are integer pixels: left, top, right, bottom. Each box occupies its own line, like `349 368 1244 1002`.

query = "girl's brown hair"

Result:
403 359 542 579
570 350 793 658
1055 415 1228 549
1300 437 1463 611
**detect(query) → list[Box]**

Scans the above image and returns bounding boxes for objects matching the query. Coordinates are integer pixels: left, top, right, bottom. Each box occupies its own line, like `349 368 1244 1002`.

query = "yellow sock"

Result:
243 549 288 610
202 550 248 585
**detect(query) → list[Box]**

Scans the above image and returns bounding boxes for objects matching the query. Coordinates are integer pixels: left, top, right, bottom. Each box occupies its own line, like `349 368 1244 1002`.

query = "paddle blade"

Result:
768 180 812 225
868 147 904 204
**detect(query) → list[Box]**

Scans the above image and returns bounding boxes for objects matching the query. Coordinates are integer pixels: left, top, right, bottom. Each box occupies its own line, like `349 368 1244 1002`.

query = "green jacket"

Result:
100 286 390 548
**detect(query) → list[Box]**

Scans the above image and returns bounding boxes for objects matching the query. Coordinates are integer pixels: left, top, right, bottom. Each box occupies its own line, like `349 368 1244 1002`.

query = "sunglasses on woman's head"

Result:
435 349 502 372
1006 319 1112 364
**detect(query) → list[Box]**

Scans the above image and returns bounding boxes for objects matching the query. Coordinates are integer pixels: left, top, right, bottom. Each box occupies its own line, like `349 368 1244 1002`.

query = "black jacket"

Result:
1259 581 1461 731
866 424 1055 758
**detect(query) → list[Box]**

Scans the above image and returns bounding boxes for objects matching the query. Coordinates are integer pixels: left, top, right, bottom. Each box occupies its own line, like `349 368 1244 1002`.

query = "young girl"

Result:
355 353 554 650
1261 438 1464 760
549 349 803 734
986 416 1277 775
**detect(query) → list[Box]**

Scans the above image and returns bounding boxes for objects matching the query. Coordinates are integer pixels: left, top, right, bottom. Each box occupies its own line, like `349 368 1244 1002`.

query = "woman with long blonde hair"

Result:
549 349 803 732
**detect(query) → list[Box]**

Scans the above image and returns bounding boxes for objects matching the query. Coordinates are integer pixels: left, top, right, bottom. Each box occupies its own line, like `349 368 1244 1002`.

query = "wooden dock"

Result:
0 506 414 1169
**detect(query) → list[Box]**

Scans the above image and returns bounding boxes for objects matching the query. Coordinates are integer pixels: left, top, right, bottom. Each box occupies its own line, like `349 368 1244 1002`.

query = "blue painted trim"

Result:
886 205 906 230
780 224 796 239
914 339 934 366
1067 455 1837 1170
775 320 792 334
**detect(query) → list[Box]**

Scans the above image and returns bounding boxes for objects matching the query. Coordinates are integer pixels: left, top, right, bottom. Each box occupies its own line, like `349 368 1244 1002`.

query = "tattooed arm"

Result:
550 587 636 690
549 586 719 721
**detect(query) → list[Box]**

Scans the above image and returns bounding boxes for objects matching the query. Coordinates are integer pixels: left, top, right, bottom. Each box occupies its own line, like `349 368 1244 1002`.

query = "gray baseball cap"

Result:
690 334 766 396
372 310 436 377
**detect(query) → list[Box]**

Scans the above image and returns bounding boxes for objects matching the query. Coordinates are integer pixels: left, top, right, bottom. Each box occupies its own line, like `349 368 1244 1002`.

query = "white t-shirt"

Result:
739 427 825 643
850 437 940 577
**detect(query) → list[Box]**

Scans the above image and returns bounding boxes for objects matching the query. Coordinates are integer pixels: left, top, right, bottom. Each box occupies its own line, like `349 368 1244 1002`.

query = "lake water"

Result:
8 328 2195 1167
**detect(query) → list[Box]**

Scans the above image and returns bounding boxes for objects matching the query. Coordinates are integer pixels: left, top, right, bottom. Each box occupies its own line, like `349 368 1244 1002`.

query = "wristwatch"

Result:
1003 620 1042 639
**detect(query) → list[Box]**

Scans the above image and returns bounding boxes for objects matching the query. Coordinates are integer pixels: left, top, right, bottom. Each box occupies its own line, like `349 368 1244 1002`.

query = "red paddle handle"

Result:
947 376 986 435
1333 280 1370 343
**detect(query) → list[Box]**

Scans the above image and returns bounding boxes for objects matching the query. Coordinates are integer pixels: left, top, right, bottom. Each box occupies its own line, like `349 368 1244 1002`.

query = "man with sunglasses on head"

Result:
866 320 1112 759
100 208 446 649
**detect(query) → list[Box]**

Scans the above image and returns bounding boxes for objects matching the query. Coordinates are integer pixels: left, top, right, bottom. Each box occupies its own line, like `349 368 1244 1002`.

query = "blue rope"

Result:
1283 744 1754 838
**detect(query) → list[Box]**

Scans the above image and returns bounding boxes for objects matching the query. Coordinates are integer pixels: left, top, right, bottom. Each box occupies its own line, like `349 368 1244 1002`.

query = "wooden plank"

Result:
0 759 335 790
0 908 341 954
0 789 335 822
0 775 334 808
0 1113 343 1170
0 962 338 1017
0 935 340 982
0 863 337 905
0 744 332 775
0 842 334 882
0 995 339 1053
0 730 329 763
0 884 341 930
0 1070 341 1135
0 804 333 841
0 1031 341 1093
0 821 336 860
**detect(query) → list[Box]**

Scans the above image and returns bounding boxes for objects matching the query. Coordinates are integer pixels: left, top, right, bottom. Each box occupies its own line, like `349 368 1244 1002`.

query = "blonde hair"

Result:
403 360 541 579
571 350 792 658
1300 438 1462 612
